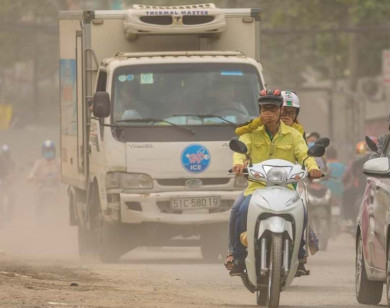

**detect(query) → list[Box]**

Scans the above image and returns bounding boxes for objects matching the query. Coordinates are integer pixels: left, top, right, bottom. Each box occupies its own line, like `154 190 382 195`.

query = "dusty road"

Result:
0 197 386 308
1 128 383 307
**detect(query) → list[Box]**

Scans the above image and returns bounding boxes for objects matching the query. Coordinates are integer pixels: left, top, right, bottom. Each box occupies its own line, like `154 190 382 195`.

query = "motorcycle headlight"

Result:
266 167 289 183
106 172 153 189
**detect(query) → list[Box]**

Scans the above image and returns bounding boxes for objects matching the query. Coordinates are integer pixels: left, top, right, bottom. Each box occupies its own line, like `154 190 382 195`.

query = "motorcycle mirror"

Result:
315 137 330 148
307 144 325 157
229 138 248 155
365 136 378 153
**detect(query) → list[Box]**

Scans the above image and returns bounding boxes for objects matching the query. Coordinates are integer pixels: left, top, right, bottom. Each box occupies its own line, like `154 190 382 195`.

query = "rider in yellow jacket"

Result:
233 121 317 196
226 91 311 270
229 89 322 276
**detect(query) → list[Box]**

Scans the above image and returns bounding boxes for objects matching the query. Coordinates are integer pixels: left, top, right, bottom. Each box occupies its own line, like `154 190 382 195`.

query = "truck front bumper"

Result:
118 190 241 225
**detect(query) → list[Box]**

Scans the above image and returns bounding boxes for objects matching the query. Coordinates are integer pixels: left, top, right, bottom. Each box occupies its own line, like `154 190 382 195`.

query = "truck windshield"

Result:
111 63 262 125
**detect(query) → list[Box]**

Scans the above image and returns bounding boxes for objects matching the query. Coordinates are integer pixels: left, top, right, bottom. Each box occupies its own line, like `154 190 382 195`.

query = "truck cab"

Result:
59 4 265 262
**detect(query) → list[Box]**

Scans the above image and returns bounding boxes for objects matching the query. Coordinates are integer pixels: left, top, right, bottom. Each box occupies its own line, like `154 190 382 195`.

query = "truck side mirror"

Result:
93 92 111 118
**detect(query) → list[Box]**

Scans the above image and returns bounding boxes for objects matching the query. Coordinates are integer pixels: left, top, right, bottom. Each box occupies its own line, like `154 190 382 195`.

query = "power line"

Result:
0 22 57 35
262 25 390 35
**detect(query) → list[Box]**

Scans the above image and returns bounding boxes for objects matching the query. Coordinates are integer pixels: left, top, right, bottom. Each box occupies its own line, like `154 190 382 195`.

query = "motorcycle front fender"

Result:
245 195 305 287
258 216 293 240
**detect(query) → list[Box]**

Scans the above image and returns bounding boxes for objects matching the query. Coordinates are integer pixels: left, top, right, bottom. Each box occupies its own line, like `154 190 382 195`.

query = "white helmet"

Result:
281 90 300 108
281 90 300 117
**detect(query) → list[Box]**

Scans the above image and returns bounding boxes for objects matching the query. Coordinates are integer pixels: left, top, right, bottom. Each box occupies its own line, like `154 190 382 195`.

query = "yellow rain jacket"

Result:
235 117 305 136
233 121 319 196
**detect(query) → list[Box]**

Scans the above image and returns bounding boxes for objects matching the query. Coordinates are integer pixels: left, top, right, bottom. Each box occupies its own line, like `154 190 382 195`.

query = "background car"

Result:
355 134 390 305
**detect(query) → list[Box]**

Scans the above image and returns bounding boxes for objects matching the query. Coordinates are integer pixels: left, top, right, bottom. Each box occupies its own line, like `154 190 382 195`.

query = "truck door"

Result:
59 20 87 189
76 31 86 178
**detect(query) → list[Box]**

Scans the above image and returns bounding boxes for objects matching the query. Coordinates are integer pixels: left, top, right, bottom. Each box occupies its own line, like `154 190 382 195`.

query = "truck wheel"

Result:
95 209 127 263
356 234 383 304
69 193 78 226
78 226 97 258
200 224 227 262
386 242 390 307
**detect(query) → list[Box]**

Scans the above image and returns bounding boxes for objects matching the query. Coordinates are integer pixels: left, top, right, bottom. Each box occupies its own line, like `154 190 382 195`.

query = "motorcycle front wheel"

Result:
269 233 283 308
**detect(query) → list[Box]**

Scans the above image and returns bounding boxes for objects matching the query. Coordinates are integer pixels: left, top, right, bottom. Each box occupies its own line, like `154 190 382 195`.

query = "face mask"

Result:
308 142 315 148
43 151 55 159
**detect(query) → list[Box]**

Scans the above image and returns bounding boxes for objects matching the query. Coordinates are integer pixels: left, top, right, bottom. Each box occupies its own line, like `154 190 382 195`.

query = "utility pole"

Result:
328 33 337 142
33 43 39 119
348 32 362 142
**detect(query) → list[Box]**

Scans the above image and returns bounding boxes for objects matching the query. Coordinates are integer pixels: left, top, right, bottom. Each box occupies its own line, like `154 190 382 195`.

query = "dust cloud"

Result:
0 125 78 261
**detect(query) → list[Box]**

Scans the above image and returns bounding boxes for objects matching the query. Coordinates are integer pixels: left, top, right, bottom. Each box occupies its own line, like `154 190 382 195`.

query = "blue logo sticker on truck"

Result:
181 144 211 173
60 59 77 136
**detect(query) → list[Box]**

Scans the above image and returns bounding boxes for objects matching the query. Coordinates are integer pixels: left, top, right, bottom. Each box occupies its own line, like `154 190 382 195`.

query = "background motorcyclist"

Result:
230 89 322 276
28 140 61 221
1 145 15 174
28 140 60 184
342 139 376 227
0 145 16 222
307 132 327 170
307 131 320 146
321 147 346 237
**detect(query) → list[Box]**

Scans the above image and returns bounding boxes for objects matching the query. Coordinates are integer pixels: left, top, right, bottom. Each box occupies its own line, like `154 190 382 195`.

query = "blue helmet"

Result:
42 140 55 159
1 145 10 158
1 144 9 153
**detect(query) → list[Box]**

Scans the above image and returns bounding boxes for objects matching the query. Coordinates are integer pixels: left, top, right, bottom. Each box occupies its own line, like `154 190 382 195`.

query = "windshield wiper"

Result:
116 118 195 135
173 114 236 126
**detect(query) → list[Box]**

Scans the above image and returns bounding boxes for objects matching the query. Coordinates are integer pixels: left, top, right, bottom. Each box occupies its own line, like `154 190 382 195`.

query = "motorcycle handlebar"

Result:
228 168 248 175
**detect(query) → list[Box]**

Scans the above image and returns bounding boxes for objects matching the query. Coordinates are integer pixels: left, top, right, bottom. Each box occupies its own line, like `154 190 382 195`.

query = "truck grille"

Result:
133 4 216 10
182 15 215 25
139 16 173 25
139 15 216 26
157 178 230 186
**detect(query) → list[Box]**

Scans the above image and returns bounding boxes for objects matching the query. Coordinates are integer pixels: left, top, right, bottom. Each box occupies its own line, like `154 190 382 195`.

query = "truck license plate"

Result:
170 197 220 210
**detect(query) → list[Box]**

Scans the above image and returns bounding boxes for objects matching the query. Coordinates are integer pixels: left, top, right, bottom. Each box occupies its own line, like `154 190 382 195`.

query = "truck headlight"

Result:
106 172 153 189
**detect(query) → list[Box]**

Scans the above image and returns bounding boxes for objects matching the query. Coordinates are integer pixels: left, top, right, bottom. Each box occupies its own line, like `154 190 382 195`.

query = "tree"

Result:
257 0 390 87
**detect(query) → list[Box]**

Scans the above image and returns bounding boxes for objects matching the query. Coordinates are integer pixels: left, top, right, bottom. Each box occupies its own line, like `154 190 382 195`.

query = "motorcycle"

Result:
306 179 332 251
0 179 12 227
33 173 60 222
229 137 329 308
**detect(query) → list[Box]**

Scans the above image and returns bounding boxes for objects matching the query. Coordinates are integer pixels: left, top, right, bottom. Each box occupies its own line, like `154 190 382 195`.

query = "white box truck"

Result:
59 3 265 262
